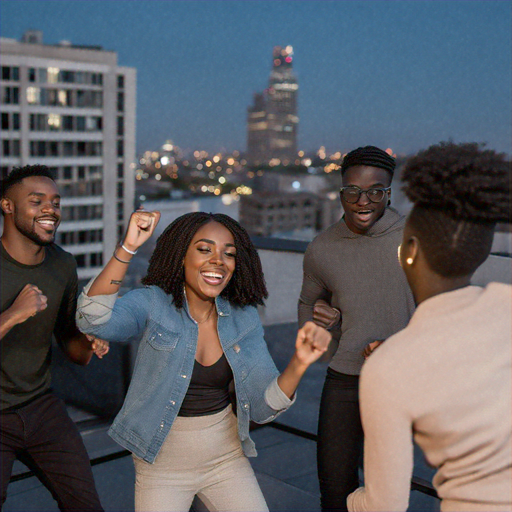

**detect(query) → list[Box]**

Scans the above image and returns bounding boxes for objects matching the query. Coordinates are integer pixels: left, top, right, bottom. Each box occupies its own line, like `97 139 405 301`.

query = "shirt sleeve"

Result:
76 278 149 343
298 245 331 328
264 376 296 411
347 355 414 512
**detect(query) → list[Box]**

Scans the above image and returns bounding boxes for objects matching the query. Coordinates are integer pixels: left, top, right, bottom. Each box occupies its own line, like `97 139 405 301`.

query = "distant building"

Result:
239 191 340 239
247 46 299 165
0 31 136 281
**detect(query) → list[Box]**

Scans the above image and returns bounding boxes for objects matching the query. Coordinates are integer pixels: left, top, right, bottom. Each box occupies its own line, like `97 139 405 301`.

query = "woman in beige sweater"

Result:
347 141 511 512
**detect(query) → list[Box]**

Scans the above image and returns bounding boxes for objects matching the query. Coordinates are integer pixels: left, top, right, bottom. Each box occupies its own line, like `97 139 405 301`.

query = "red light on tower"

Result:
285 56 292 63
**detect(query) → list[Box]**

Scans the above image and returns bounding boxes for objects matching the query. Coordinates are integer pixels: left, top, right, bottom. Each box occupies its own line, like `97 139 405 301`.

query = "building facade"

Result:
239 191 340 239
247 46 299 165
0 30 136 281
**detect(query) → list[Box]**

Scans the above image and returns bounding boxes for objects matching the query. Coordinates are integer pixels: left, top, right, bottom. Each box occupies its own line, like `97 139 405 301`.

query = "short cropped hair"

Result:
1 165 55 198
341 146 396 178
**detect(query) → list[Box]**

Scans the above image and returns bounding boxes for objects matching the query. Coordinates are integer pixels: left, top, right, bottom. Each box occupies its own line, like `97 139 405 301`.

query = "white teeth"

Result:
202 272 223 279
37 220 55 225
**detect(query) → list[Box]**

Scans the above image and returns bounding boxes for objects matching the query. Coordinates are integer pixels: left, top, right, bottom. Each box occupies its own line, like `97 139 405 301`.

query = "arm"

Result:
54 262 109 365
347 358 414 512
298 246 332 328
277 321 331 398
76 210 160 342
59 328 106 366
0 284 47 340
87 209 160 298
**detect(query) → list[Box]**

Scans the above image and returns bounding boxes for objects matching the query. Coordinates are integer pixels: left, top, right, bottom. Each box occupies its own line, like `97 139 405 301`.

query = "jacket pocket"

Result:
146 325 180 351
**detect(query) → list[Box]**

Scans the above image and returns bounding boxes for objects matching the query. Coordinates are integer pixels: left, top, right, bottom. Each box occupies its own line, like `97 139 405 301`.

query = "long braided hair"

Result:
401 141 511 277
141 212 268 308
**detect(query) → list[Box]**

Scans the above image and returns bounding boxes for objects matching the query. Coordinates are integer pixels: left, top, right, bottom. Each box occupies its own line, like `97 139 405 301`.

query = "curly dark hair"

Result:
1 164 55 198
401 141 511 277
141 212 268 308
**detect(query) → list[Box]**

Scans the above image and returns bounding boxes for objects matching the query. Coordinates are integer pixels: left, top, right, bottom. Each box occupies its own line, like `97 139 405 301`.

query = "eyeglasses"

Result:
339 186 391 204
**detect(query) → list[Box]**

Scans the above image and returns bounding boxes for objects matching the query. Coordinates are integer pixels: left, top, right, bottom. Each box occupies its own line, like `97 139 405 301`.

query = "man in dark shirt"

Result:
0 165 107 510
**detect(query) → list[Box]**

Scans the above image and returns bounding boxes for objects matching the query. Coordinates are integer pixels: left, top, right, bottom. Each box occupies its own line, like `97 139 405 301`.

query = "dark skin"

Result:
313 165 393 358
399 221 471 306
87 212 331 399
0 176 108 363
340 165 391 235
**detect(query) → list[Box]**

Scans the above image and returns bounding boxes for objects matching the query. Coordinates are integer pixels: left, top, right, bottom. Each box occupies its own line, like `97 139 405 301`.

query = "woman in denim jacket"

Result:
77 211 330 512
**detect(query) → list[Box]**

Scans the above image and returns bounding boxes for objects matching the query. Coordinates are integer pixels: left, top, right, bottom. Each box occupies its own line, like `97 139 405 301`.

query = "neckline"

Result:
194 353 226 368
1 240 47 269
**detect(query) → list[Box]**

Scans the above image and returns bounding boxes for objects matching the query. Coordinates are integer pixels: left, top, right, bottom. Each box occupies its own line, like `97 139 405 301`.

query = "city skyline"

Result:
1 0 510 156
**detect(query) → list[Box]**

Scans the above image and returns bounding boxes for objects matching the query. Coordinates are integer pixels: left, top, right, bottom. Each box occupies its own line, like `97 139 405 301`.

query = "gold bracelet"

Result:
113 248 131 264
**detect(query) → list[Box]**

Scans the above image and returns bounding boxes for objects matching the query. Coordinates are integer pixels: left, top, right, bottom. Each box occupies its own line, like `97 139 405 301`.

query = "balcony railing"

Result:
6 236 510 511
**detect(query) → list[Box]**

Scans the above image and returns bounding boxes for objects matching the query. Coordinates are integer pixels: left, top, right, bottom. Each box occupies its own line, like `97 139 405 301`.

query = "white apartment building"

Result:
0 30 136 281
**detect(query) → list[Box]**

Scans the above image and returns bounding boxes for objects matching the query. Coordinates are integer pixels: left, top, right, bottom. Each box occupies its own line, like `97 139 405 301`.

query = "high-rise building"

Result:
0 30 136 282
247 46 299 165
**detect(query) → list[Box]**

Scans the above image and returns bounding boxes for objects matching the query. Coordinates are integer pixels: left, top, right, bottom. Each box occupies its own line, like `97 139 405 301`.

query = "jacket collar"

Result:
182 291 232 322
215 295 232 317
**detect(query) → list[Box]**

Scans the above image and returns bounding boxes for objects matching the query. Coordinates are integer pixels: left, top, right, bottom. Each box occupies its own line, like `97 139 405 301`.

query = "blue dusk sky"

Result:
1 0 511 156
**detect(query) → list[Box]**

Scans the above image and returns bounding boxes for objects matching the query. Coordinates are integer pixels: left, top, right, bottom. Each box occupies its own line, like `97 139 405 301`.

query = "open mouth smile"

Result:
355 210 374 220
200 271 226 286
36 217 58 231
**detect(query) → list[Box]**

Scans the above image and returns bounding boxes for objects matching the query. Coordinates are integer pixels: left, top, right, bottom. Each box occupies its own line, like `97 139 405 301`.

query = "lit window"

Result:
48 114 61 130
26 87 40 104
58 90 67 105
47 67 60 84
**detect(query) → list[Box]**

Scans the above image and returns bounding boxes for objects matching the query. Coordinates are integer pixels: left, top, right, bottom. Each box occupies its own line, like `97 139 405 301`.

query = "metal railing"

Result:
10 418 439 501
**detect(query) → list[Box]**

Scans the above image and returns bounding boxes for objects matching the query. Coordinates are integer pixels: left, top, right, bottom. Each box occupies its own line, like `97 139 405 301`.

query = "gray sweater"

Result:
298 207 415 375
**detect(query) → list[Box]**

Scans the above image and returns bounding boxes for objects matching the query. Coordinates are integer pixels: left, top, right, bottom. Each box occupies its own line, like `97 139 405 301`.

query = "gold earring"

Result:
406 257 414 265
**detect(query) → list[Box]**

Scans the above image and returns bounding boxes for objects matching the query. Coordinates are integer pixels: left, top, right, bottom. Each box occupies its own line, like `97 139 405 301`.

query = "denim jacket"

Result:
76 282 294 463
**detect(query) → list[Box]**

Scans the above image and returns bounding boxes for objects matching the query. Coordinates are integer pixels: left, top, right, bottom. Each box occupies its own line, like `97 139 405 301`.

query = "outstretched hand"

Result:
295 321 331 366
122 209 161 252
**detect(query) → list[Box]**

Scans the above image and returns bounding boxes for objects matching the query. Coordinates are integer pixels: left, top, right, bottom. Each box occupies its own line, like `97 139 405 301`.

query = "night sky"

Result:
1 0 510 157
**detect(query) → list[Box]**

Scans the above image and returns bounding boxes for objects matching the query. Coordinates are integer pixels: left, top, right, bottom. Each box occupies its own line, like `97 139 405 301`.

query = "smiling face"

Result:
1 176 61 246
341 165 391 234
183 221 236 304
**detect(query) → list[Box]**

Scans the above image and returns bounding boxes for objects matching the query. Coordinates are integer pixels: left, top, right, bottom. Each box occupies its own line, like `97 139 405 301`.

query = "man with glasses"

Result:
298 145 415 511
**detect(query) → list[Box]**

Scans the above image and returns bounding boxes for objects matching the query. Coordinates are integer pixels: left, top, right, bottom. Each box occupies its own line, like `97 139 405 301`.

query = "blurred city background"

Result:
1 0 510 510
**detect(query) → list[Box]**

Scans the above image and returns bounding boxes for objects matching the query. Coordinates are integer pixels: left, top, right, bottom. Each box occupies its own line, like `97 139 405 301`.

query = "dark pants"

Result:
317 369 364 512
0 393 103 511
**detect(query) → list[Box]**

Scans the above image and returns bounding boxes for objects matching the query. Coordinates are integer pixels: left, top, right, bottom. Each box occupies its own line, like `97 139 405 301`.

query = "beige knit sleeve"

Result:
347 353 414 511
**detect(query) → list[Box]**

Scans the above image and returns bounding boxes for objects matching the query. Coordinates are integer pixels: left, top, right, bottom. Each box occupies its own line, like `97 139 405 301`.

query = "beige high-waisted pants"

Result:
133 405 269 512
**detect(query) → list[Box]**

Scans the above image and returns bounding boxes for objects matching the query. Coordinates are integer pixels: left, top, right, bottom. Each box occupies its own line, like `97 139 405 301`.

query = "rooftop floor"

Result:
4 323 440 512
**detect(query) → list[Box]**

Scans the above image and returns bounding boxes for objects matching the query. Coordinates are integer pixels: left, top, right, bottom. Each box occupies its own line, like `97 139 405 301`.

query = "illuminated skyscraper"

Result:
247 46 299 165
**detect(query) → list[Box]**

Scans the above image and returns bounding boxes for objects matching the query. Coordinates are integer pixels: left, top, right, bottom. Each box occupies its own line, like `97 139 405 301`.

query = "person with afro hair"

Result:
348 141 511 511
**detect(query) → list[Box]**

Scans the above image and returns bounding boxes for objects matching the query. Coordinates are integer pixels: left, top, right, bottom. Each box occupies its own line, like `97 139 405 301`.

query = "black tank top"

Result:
178 353 233 417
